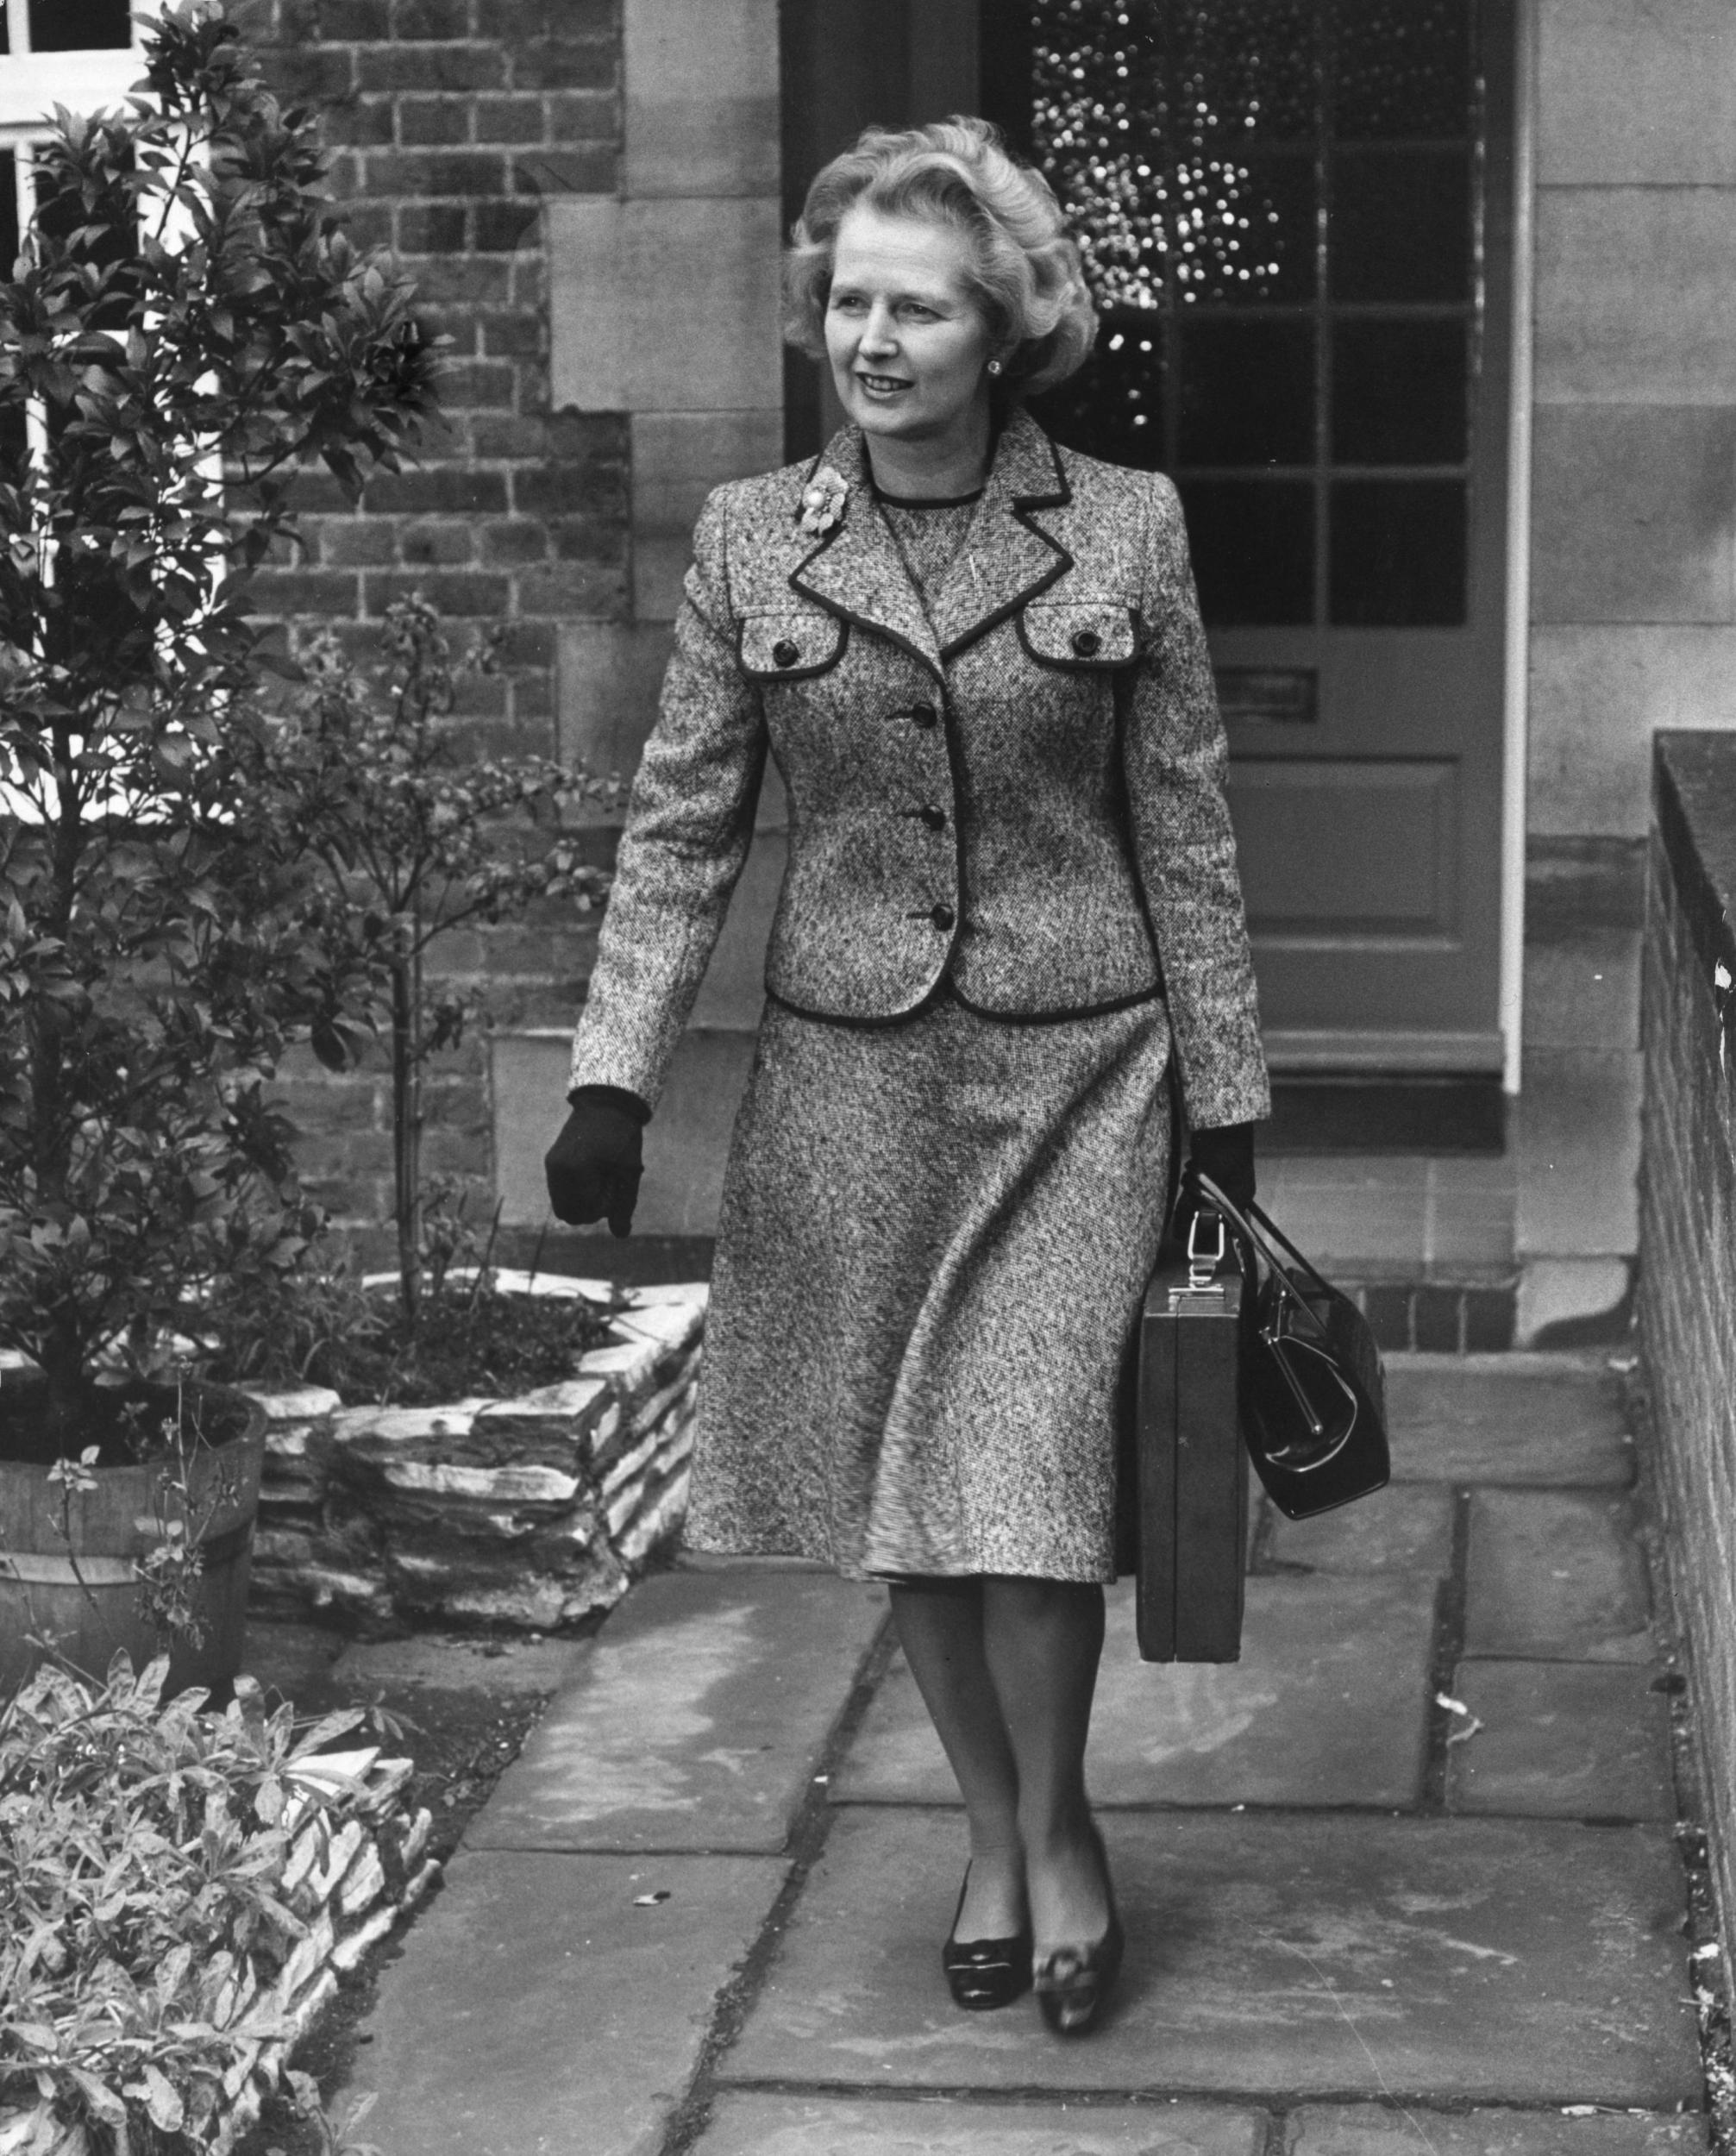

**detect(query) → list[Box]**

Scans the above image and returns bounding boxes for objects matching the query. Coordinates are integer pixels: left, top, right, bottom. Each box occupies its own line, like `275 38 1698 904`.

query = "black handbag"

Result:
1193 1172 1392 1521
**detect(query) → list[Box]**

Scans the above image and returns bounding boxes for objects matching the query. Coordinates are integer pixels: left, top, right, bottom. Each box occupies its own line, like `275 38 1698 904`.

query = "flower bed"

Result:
247 1279 706 1633
0 1658 435 2156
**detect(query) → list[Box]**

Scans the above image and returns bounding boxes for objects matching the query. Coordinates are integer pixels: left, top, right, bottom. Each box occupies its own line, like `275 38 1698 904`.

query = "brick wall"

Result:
223 0 629 1226
1637 729 1736 2002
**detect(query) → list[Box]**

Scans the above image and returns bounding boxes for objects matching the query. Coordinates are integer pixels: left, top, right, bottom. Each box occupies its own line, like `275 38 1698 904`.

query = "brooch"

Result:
798 465 848 537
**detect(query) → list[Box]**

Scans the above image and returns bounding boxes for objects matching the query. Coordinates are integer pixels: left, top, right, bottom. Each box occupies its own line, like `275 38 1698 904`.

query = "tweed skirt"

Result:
680 987 1175 1583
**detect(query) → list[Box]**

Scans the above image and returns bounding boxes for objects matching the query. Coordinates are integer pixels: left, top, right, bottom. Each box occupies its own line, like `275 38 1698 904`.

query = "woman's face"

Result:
824 207 997 457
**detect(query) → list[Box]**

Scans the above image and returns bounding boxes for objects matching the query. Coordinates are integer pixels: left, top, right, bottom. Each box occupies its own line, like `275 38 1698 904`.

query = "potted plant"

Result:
0 3 438 1690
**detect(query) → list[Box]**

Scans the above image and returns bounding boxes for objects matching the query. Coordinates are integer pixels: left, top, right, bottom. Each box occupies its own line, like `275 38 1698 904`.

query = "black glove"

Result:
1185 1120 1257 1219
544 1085 650 1237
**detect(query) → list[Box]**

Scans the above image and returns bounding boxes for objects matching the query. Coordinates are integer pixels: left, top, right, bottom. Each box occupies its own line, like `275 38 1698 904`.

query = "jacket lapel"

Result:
931 409 1073 661
787 426 943 680
786 411 1075 679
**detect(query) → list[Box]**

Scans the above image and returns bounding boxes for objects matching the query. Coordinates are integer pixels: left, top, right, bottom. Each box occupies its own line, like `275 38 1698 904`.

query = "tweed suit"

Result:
568 409 1270 1582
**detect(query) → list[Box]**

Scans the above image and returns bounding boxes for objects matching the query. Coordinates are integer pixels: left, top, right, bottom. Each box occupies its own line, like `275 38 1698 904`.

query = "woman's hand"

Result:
1185 1120 1257 1218
544 1087 650 1237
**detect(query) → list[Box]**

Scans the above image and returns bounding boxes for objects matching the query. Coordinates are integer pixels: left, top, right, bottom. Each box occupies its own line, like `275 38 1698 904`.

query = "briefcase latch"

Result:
1168 1208 1228 1306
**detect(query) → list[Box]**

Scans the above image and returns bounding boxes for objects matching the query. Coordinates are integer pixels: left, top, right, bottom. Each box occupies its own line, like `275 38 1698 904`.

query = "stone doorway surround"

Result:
496 0 785 1235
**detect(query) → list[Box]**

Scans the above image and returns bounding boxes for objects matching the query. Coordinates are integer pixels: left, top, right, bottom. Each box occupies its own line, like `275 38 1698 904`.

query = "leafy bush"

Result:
0 1654 394 2154
0 3 438 1451
239 599 618 1324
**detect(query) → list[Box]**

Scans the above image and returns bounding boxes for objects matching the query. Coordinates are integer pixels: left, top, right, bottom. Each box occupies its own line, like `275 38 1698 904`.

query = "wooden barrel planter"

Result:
0 1375 268 1698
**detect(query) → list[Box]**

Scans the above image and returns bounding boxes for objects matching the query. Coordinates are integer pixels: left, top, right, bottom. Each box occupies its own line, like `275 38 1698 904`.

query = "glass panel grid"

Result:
1023 0 1481 629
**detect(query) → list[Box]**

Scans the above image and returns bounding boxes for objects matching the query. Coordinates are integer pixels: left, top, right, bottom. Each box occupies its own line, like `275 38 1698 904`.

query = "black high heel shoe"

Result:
942 1867 1033 2011
1032 1826 1123 2037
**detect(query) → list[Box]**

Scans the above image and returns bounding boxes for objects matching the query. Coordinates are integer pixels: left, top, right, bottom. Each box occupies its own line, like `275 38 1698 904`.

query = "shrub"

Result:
0 3 438 1451
0 1654 401 2153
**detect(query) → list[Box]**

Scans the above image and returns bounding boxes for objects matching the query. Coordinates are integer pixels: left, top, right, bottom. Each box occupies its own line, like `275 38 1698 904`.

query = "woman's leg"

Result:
981 1577 1111 1952
887 1578 1027 1940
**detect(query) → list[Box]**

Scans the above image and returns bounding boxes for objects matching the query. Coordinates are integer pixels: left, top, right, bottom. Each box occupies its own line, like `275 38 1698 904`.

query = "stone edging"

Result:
247 1279 707 1633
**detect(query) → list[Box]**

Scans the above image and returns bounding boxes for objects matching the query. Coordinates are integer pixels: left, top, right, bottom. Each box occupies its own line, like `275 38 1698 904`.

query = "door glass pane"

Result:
1332 149 1471 301
1332 320 1467 464
30 0 132 48
1176 150 1316 303
1178 318 1315 465
1178 479 1314 625
1334 0 1472 141
1033 310 1167 468
1174 0 1319 145
1330 479 1466 624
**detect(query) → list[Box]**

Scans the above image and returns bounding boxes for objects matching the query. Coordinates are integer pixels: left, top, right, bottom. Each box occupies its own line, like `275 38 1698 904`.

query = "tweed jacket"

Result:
569 408 1270 1131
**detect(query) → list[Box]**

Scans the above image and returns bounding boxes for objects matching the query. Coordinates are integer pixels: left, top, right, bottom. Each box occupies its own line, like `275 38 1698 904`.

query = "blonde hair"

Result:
784 116 1097 398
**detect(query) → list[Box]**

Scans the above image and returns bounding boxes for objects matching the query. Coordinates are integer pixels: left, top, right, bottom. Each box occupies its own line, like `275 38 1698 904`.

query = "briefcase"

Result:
1133 1209 1248 1664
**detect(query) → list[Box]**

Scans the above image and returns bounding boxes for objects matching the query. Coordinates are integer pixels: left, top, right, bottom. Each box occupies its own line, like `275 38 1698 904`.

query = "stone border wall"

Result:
248 1280 705 1632
1637 730 1736 1997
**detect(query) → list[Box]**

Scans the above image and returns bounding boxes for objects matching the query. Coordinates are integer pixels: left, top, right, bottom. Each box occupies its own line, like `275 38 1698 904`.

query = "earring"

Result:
987 358 1004 377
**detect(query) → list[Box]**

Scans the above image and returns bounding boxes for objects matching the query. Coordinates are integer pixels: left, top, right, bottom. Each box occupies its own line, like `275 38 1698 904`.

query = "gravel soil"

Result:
229 1614 602 2155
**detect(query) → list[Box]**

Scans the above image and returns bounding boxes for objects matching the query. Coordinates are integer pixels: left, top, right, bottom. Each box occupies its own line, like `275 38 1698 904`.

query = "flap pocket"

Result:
739 610 849 680
1018 598 1140 671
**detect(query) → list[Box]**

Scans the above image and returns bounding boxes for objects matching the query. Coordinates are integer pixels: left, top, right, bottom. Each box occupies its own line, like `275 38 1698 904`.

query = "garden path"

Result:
336 1353 1718 2155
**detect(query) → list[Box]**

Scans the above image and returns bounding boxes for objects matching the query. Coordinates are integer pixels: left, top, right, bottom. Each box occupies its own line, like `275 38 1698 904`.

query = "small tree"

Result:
248 598 617 1325
0 4 439 1447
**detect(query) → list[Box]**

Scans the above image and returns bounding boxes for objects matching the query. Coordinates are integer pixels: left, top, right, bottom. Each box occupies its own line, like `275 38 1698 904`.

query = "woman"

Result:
545 117 1268 2036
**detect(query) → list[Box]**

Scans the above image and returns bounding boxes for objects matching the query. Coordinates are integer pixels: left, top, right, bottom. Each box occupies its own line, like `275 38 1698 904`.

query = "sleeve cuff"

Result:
567 1082 652 1127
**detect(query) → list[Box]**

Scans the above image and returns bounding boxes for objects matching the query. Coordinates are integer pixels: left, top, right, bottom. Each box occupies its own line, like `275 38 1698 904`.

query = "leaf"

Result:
135 2063 185 2133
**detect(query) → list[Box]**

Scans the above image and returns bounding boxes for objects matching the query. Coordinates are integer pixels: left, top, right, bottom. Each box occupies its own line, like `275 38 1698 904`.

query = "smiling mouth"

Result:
857 373 912 394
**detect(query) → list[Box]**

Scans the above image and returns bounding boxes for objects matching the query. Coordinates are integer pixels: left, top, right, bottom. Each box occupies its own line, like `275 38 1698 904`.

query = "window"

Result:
0 0 157 265
1000 0 1480 630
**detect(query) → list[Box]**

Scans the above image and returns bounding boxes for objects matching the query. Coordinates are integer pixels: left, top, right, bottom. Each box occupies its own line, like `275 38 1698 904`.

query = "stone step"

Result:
1385 1353 1635 1487
467 1564 888 1854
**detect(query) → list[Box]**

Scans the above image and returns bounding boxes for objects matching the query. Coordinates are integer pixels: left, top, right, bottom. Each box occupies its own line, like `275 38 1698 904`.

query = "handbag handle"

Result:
1191 1172 1333 1348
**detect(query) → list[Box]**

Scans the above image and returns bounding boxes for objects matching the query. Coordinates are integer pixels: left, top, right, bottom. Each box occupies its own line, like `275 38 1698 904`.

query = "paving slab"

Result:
468 1566 887 1852
1464 1491 1652 1660
1385 1356 1635 1488
1263 1485 1455 1576
833 1575 1434 1810
357 1849 780 2156
723 1808 1700 2103
1288 2106 1706 2156
1448 1660 1676 1821
696 2092 1269 2156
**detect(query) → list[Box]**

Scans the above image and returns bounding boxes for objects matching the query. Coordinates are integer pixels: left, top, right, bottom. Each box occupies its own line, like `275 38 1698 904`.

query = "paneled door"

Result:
982 0 1514 1079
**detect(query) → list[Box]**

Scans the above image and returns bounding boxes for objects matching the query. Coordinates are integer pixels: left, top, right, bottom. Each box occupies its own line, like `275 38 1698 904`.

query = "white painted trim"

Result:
1501 0 1538 1097
0 1 160 127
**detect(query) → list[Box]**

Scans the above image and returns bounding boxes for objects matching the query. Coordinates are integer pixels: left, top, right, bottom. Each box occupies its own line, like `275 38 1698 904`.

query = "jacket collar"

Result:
787 407 1075 681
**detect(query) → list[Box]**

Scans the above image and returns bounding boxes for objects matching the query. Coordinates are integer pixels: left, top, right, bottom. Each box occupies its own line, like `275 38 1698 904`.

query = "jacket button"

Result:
1072 628 1101 658
920 805 946 831
931 902 956 931
772 638 799 669
911 700 939 728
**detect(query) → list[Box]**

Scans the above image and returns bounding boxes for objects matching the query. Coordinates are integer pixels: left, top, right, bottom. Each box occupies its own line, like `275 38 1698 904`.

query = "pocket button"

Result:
772 638 799 669
1072 628 1102 658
